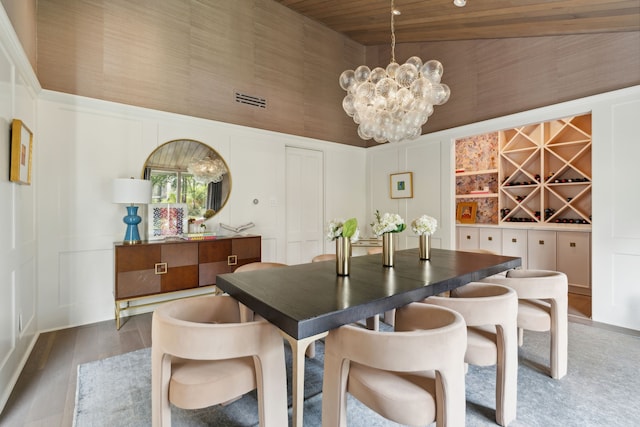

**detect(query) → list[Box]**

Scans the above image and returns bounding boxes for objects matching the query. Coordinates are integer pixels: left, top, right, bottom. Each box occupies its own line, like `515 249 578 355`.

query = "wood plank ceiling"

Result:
274 0 640 45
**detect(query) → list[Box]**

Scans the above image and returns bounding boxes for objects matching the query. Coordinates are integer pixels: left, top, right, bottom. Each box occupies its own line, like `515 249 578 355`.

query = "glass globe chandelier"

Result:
187 156 227 184
339 0 451 144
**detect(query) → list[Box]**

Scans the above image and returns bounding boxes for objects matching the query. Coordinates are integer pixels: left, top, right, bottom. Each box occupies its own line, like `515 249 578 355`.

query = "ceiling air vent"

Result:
235 92 266 109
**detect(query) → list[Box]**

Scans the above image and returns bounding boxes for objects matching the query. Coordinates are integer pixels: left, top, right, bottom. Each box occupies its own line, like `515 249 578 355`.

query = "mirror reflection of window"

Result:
142 140 231 220
145 170 209 218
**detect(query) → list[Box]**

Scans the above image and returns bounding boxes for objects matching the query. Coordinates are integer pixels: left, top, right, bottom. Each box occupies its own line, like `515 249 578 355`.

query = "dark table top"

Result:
216 248 521 339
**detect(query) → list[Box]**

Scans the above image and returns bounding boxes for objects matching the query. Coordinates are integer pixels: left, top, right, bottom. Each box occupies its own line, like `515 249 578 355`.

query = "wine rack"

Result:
499 114 591 225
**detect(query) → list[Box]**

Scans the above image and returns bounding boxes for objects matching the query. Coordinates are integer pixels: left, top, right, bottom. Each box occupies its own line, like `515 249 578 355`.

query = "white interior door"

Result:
286 147 324 265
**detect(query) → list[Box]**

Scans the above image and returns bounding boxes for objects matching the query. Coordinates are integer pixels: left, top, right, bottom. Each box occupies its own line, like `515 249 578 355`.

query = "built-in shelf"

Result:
456 193 499 199
455 113 592 227
455 168 498 176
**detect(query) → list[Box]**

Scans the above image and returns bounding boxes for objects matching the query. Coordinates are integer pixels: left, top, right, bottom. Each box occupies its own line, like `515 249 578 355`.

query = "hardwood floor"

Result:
0 293 594 427
0 314 152 427
568 292 592 319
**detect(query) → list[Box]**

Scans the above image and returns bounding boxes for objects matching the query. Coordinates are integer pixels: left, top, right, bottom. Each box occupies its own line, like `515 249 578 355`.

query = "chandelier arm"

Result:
390 0 396 63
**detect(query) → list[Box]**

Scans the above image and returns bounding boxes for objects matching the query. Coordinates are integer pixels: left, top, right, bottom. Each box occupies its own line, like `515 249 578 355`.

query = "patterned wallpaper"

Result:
455 132 498 171
455 132 499 224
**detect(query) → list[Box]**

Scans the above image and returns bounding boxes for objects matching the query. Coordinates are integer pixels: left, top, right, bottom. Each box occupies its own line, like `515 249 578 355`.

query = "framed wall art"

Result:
148 203 188 240
9 119 33 185
456 201 478 224
390 172 413 199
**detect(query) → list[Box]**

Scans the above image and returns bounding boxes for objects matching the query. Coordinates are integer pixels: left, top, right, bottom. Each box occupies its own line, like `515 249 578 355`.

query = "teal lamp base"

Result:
122 205 142 244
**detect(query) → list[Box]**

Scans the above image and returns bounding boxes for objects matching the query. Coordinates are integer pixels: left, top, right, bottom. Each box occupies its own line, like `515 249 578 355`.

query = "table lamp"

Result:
112 177 152 244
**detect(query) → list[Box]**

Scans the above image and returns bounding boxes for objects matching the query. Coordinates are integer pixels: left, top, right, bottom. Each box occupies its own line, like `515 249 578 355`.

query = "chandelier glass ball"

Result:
187 156 227 184
340 56 450 144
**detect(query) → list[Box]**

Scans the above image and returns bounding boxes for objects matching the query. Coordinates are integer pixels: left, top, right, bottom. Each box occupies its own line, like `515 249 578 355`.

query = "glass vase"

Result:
336 236 351 276
382 232 394 267
419 234 431 260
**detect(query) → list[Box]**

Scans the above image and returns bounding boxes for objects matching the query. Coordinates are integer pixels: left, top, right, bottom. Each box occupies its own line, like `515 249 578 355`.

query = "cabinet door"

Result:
501 228 528 269
557 231 591 294
527 230 556 270
232 236 262 269
479 228 502 254
199 239 234 286
161 243 199 292
457 228 479 250
115 245 161 299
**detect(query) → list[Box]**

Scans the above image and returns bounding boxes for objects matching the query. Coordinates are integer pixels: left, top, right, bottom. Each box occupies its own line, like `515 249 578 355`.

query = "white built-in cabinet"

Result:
501 228 528 267
527 230 557 270
457 226 591 295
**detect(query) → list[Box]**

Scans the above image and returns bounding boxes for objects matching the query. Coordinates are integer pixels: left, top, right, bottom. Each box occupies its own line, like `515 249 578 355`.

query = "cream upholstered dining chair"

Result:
321 302 467 427
235 261 288 272
151 294 288 427
421 282 518 426
482 269 568 379
312 253 337 262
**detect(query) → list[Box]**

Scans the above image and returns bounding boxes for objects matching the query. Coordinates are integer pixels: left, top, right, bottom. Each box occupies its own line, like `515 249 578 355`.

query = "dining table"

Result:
216 248 521 427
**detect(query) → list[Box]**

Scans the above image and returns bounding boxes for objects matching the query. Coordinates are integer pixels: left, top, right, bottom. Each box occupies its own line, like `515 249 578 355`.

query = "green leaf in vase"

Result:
342 218 358 238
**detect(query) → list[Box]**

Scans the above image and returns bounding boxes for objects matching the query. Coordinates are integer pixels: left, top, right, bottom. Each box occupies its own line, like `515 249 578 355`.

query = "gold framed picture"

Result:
457 201 477 224
390 172 413 199
9 119 33 185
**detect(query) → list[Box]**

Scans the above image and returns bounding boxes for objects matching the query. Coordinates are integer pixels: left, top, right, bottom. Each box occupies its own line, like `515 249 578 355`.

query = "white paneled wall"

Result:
592 96 640 330
366 138 453 250
36 90 367 330
0 5 39 413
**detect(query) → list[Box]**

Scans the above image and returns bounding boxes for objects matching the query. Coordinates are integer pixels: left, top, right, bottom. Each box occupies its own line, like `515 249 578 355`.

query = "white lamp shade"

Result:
112 178 152 204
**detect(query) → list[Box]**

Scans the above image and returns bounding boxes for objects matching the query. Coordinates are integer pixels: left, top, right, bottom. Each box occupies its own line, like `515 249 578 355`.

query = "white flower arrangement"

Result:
327 218 360 243
411 214 438 236
371 210 406 236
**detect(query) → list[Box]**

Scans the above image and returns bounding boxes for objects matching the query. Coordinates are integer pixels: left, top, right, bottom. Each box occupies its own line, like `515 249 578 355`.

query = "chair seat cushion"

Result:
348 362 437 426
518 299 551 331
170 356 256 409
466 325 498 366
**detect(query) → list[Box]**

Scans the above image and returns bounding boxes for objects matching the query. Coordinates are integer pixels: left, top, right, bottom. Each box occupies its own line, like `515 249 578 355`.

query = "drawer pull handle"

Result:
539 240 545 245
228 255 238 266
512 238 517 243
488 236 493 241
570 242 576 247
155 263 168 275
466 235 471 240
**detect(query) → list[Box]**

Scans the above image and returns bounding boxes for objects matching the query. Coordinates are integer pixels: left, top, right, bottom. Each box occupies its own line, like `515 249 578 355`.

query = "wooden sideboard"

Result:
114 235 261 329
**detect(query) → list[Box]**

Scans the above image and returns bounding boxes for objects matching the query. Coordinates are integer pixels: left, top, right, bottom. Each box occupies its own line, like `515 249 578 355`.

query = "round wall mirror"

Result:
142 139 231 221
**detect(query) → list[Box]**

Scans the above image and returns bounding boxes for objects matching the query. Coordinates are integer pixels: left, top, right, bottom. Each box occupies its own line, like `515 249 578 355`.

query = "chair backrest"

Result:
151 294 288 426
327 303 465 374
152 294 281 360
424 282 517 327
483 269 568 300
311 254 336 262
367 247 382 255
323 303 467 426
421 281 519 426
234 262 288 272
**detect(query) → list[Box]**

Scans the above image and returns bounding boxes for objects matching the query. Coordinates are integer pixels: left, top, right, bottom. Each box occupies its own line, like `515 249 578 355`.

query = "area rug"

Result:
74 322 640 426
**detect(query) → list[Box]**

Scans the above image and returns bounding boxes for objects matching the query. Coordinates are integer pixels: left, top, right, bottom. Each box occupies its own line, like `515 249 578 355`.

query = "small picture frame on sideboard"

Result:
457 201 477 224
